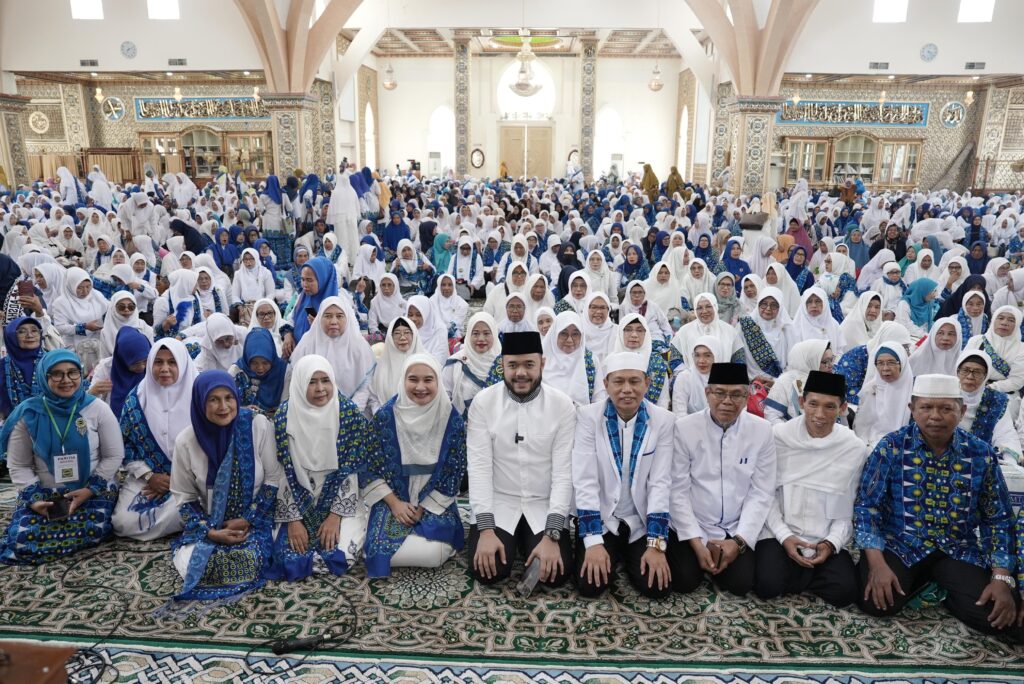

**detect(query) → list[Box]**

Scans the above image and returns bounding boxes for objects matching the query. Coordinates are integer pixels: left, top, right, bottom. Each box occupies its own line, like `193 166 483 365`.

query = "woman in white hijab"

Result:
584 249 616 308
904 248 940 284
671 292 741 368
50 266 109 351
983 257 1011 298
791 286 845 353
497 292 534 335
594 312 670 408
160 235 185 276
432 273 469 340
871 261 907 316
854 343 912 449
109 338 197 541
763 262 801 316
965 305 1024 408
33 262 65 308
352 243 385 286
738 274 762 316
154 269 204 339
680 257 716 309
620 280 674 341
195 312 244 373
99 291 152 359
762 339 833 425
246 298 284 354
955 349 1022 461
737 286 795 382
644 262 681 319
368 316 424 414
230 248 275 320
937 255 969 298
857 248 896 291
670 335 722 419
556 271 590 315
292 296 376 412
840 291 882 350
580 292 615 364
540 310 593 407
483 261 528 322
909 317 962 376
523 273 556 322
443 312 500 416
367 273 406 336
406 294 450 364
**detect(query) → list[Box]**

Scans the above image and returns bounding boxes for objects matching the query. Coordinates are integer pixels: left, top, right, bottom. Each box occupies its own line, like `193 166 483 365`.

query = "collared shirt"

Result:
611 414 644 542
854 423 1014 570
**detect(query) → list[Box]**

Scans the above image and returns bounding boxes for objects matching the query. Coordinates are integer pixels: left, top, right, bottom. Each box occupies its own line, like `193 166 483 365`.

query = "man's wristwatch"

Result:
544 528 561 542
647 536 667 552
993 573 1016 589
733 536 748 554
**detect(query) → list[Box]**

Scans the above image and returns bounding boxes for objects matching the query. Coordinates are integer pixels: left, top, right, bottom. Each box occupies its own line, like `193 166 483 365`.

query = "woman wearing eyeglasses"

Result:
0 350 123 564
955 349 1021 462
736 287 795 386
853 344 912 449
0 317 48 420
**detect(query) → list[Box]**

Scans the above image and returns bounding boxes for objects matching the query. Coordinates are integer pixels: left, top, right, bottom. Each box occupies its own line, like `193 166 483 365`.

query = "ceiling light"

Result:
173 86 183 102
243 70 250 76
90 71 98 77
166 71 173 76
382 63 398 90
94 87 104 102
648 63 664 92
887 74 895 79
972 75 980 80
805 73 812 79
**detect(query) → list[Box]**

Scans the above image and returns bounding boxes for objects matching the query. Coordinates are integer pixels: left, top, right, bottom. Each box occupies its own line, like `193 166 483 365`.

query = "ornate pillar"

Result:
725 95 784 196
261 93 319 176
454 38 471 178
579 39 598 182
0 94 30 187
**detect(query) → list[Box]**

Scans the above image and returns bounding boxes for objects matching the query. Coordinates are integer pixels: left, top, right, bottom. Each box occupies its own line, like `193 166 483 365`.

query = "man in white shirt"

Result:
572 351 675 598
467 331 576 588
755 371 867 607
671 362 777 596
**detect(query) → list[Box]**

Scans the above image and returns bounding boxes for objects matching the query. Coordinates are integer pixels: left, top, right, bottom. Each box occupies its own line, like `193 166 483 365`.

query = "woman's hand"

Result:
385 494 422 527
85 320 103 332
282 333 296 358
317 512 341 550
208 527 248 545
162 314 178 332
88 379 113 396
65 488 93 515
288 520 309 553
142 473 171 498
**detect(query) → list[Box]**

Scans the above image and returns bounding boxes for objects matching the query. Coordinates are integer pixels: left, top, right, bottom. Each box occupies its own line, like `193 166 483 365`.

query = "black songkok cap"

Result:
707 363 748 386
804 370 846 399
501 331 543 356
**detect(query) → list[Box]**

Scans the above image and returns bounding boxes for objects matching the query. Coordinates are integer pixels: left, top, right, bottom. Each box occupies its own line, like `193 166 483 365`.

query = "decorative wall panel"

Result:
975 86 1024 190
312 80 336 174
454 38 471 177
579 39 597 182
16 83 89 152
709 83 733 186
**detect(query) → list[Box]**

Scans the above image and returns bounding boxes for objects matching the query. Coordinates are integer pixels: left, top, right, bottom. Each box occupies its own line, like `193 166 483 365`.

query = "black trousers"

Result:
575 522 672 599
467 517 573 588
856 549 1024 642
753 539 858 607
667 535 756 596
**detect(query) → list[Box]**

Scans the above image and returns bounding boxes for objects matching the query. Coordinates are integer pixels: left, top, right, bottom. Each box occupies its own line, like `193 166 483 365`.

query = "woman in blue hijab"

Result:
163 371 280 611
843 226 871 272
898 277 940 337
785 245 815 294
232 328 288 416
260 174 291 264
282 256 339 353
0 317 45 418
721 238 752 292
964 241 990 275
382 211 411 260
211 227 239 275
616 244 650 288
0 350 121 564
108 327 150 418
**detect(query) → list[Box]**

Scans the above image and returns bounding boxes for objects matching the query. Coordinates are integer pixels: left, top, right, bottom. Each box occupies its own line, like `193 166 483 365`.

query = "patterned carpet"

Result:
1 489 1022 682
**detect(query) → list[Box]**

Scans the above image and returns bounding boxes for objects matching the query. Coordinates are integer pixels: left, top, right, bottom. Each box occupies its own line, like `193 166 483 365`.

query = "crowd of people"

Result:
0 159 1021 641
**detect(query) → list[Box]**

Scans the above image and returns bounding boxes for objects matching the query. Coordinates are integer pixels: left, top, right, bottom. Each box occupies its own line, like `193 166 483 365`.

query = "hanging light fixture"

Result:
648 62 664 92
509 4 541 98
173 86 183 102
382 1 398 90
94 86 104 103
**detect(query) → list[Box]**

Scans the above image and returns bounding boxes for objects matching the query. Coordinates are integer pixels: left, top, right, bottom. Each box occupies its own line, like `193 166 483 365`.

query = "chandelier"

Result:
509 30 542 97
648 63 664 92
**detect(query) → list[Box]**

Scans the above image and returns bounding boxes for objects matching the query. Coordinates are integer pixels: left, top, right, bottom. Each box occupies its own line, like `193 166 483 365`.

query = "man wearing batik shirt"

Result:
854 373 1022 642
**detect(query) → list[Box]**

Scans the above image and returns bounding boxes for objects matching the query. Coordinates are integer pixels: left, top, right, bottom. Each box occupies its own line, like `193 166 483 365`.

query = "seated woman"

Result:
622 280 675 343
361 354 466 577
247 298 284 355
231 248 276 326
112 339 196 541
483 262 528 322
908 317 962 376
432 274 469 342
154 270 204 341
391 239 435 297
195 313 245 373
737 288 795 383
229 328 289 418
762 339 833 425
956 349 1021 463
446 236 485 298
0 350 122 564
195 266 229 318
165 371 282 611
523 273 556 325
497 292 533 337
713 272 742 327
593 312 669 407
957 290 989 348
671 335 721 419
267 355 367 581
537 311 596 407
0 317 46 419
965 305 1024 418
580 292 616 365
281 256 339 355
443 312 499 415
50 267 109 358
533 307 555 338
791 287 844 353
406 294 451 364
292 296 376 412
872 261 908 319
894 278 939 342
368 317 423 414
102 327 150 418
554 271 590 315
368 273 407 337
839 291 882 350
853 344 912 449
834 320 911 407
785 245 815 294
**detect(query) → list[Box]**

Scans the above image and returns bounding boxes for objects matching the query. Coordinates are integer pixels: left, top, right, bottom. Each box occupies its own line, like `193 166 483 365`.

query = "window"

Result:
958 0 995 22
227 133 272 177
70 0 103 20
833 135 877 184
181 129 222 178
147 0 179 20
872 0 907 22
878 141 922 185
785 139 827 184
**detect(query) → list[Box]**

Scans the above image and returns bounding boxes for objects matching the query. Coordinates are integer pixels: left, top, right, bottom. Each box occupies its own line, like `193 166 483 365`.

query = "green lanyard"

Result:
42 399 79 454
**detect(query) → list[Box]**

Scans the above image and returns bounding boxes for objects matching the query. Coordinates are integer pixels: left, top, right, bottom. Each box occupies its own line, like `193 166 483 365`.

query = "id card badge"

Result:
54 452 79 485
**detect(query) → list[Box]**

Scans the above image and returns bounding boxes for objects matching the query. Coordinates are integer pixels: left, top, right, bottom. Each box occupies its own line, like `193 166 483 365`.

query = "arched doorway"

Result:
363 102 377 171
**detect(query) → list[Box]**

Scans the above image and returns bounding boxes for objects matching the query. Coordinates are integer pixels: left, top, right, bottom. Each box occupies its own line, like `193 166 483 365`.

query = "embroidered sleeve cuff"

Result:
545 513 566 533
990 551 1014 572
854 530 885 550
475 512 496 530
646 512 670 540
577 509 603 538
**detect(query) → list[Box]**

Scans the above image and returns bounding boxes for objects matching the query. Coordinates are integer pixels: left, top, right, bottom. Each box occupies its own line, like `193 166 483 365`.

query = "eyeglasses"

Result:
392 330 413 339
47 370 81 382
115 304 136 314
15 328 40 338
874 360 901 369
957 367 986 379
708 389 747 402
256 310 276 319
758 302 780 312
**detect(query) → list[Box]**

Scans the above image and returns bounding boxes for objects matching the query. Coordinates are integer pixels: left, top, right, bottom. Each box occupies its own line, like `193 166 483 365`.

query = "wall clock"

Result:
121 41 137 59
101 97 126 122
470 148 485 169
920 43 938 62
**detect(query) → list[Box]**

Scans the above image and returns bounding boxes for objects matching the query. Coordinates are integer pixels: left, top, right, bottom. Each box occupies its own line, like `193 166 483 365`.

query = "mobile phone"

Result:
46 493 71 521
17 281 34 297
305 307 316 320
708 542 723 569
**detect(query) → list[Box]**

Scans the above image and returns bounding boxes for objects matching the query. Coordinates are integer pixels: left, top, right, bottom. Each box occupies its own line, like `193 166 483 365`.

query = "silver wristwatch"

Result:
992 573 1016 589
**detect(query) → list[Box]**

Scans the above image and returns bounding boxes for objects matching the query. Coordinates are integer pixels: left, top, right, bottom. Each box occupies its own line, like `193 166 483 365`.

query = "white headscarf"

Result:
840 290 883 349
353 243 385 285
764 262 801 315
938 255 968 294
752 286 794 369
246 297 284 353
33 262 65 306
99 291 149 357
408 294 451 363
498 292 534 334
904 248 940 283
431 273 468 330
644 262 681 315
199 313 243 371
855 343 912 446
292 296 376 398
982 305 1024 367
394 353 453 466
792 286 844 351
523 273 556 320
449 312 499 409
857 248 896 290
909 317 962 376
50 266 108 328
564 271 591 314
579 292 615 362
678 334 722 414
372 316 424 406
284 354 341 492
371 273 407 328
542 311 590 405
137 338 197 459
681 257 716 305
739 274 762 315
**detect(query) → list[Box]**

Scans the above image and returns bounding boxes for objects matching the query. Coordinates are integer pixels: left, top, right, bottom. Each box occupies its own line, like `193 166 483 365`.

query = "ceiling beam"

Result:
632 29 661 56
388 28 424 54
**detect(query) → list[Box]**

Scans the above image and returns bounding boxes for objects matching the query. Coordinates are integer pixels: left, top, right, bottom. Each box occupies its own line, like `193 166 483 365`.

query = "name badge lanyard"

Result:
43 399 79 455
